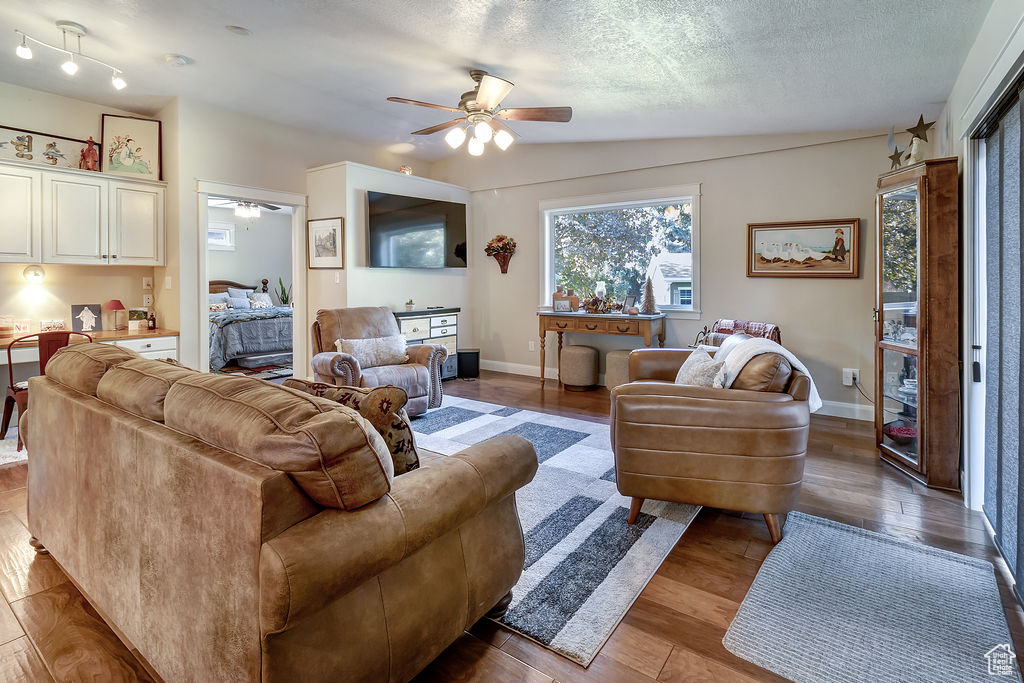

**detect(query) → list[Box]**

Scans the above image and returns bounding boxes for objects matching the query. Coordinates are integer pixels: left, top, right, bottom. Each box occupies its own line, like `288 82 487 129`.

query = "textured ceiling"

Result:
0 0 993 159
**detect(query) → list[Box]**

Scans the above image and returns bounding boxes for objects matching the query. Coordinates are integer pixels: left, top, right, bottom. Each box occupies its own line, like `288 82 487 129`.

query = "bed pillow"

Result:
227 287 255 300
249 292 274 309
209 302 229 312
674 349 724 387
227 296 251 310
209 292 230 306
335 335 409 368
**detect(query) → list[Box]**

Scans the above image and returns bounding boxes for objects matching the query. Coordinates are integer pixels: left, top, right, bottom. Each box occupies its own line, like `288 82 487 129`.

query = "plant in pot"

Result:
276 277 292 307
484 234 517 274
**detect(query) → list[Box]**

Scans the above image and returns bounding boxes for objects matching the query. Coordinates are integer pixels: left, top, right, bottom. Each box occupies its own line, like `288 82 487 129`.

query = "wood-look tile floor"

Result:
0 370 1018 682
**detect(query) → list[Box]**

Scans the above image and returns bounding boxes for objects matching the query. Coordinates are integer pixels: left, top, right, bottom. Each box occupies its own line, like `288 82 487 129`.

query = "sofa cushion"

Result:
732 352 794 393
674 349 723 387
336 335 409 368
164 373 393 509
361 364 430 399
97 358 196 421
45 343 140 396
283 379 420 474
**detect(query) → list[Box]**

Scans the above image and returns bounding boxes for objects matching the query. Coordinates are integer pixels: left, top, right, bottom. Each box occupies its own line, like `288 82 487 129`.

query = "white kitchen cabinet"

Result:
0 166 41 263
43 172 108 264
0 160 165 267
110 182 164 265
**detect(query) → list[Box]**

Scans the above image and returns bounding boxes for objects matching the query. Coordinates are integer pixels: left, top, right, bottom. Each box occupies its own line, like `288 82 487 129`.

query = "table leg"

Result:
539 332 546 385
557 332 564 387
658 329 666 347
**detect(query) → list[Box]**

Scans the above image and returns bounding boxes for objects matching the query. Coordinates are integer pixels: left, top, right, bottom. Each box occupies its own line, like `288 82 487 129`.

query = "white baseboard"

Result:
481 359 873 422
817 400 873 422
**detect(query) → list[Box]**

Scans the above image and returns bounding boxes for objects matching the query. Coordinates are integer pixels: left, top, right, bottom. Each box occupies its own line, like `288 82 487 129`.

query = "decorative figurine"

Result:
79 136 99 171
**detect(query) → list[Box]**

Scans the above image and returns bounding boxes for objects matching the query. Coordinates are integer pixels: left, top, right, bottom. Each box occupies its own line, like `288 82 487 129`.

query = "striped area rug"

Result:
411 396 699 666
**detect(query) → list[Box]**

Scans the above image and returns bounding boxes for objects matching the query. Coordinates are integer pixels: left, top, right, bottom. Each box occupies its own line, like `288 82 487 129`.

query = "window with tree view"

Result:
550 198 695 309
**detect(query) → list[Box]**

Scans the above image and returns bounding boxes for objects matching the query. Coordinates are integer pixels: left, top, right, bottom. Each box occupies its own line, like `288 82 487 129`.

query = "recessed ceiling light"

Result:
225 25 251 36
163 53 194 67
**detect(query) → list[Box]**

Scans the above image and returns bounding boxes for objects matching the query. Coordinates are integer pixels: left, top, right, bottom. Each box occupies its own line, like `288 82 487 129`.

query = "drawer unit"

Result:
103 335 178 361
394 308 461 380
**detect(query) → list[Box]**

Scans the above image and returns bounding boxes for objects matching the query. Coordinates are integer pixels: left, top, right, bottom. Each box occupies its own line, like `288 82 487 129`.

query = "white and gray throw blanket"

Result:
713 337 822 412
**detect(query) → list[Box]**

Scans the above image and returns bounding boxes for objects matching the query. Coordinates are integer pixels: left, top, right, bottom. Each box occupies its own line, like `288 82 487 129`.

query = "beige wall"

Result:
207 206 292 302
434 132 902 416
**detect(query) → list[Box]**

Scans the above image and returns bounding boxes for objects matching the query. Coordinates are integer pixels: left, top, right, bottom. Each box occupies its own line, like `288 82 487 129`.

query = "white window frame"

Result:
539 184 701 319
207 221 236 251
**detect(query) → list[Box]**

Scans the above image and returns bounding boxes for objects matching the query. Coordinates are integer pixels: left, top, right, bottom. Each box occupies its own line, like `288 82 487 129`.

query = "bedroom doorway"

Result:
195 181 307 379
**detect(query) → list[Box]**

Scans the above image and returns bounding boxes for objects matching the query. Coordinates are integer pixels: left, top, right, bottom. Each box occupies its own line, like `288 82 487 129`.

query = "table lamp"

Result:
104 299 127 331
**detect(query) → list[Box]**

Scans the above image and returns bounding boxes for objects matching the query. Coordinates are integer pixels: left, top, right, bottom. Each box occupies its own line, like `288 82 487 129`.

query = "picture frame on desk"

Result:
307 217 345 269
553 299 573 312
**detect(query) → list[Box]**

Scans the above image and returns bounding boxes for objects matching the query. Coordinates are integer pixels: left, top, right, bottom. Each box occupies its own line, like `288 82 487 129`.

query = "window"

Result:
207 222 235 251
541 185 700 315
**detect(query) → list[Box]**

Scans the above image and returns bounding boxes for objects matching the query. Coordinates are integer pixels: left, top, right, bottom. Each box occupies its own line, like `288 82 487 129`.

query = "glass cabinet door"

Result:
879 185 920 349
880 348 919 465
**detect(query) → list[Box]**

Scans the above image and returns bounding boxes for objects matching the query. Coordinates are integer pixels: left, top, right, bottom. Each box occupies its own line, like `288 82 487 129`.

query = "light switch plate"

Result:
163 276 172 290
143 294 154 306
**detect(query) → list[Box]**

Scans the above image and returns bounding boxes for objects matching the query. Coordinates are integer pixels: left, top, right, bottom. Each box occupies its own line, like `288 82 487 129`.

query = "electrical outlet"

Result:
851 368 860 384
142 294 153 306
529 341 536 352
842 368 859 386
142 276 153 290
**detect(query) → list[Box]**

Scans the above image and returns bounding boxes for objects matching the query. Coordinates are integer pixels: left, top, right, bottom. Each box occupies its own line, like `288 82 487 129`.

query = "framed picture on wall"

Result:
0 125 101 171
307 217 345 269
747 218 860 278
100 114 162 180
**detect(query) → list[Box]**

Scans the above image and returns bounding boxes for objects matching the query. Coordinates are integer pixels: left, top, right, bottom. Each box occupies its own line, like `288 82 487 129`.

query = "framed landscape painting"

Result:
747 218 860 278
0 125 100 170
307 217 344 269
101 114 162 180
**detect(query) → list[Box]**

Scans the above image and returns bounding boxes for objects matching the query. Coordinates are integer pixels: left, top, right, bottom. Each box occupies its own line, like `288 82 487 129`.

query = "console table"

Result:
537 311 666 385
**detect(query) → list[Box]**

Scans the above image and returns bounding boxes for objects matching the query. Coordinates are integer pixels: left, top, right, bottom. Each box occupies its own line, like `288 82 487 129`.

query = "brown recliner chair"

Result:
611 348 810 543
311 307 447 416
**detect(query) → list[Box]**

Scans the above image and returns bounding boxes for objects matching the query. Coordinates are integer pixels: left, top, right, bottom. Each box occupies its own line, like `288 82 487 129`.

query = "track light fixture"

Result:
14 22 128 91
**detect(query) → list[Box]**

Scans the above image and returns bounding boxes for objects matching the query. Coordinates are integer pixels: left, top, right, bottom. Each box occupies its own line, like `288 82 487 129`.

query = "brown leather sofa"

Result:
311 306 447 416
611 348 810 543
25 343 536 682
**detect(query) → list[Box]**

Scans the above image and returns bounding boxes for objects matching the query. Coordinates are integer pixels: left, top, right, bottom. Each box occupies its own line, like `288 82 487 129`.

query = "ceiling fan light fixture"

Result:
444 126 467 149
15 34 31 59
468 137 484 157
474 120 493 143
494 128 515 151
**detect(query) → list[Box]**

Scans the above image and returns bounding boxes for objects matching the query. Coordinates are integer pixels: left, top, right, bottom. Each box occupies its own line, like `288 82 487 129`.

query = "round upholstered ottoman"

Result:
605 349 632 390
561 345 599 391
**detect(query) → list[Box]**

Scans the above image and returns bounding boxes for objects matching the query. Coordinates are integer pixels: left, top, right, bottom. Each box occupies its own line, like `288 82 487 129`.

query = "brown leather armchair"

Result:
611 348 810 543
311 306 447 416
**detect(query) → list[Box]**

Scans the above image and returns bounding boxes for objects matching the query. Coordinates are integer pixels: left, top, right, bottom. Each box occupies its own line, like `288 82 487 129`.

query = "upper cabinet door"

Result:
109 182 164 265
43 173 108 264
0 167 41 263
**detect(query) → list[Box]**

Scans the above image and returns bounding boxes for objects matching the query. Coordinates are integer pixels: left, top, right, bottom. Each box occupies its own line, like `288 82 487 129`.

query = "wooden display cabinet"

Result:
874 157 960 491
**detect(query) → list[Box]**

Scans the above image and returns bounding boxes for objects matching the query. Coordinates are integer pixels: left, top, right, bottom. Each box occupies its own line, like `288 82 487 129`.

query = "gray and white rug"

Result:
0 426 27 466
724 512 1022 683
412 396 699 666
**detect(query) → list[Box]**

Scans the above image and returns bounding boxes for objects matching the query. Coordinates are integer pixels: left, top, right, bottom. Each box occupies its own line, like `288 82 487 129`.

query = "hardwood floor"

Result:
0 369 1017 681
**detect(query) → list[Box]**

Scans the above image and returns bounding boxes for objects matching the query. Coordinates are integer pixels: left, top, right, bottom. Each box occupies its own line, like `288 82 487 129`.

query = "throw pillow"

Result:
227 296 251 309
251 299 273 309
209 292 230 306
335 335 409 368
248 292 274 307
209 302 229 311
674 349 724 387
282 378 420 474
227 287 254 299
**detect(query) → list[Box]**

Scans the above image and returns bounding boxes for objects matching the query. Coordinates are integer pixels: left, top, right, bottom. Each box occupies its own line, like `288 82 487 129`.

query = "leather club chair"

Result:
611 347 810 543
310 306 447 416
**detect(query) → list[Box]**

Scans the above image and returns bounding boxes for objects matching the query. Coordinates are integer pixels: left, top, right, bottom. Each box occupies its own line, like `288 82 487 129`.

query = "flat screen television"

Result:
366 191 467 268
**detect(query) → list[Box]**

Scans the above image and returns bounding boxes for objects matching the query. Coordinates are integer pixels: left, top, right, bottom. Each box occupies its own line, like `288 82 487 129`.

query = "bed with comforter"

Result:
208 278 293 370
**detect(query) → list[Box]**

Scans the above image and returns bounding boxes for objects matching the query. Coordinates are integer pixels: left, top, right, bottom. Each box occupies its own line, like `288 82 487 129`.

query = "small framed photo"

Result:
71 304 102 333
553 299 573 312
622 295 637 310
308 217 344 269
40 320 65 332
101 114 162 180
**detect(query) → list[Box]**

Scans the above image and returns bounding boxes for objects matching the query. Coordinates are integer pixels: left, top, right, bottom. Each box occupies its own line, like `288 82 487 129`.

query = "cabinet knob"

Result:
144 343 151 348
112 255 118 259
101 254 107 259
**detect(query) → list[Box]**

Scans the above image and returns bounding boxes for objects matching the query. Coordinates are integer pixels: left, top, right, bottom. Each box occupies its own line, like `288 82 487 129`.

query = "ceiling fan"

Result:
387 69 572 155
208 197 282 219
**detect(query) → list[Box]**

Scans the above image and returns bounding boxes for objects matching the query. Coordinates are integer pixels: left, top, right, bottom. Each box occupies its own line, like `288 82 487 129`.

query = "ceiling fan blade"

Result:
497 106 572 122
387 97 461 113
411 118 465 136
475 74 514 111
259 203 282 211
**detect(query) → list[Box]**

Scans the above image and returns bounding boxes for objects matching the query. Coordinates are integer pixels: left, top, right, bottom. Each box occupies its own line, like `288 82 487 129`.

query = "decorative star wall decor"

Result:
906 115 935 143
